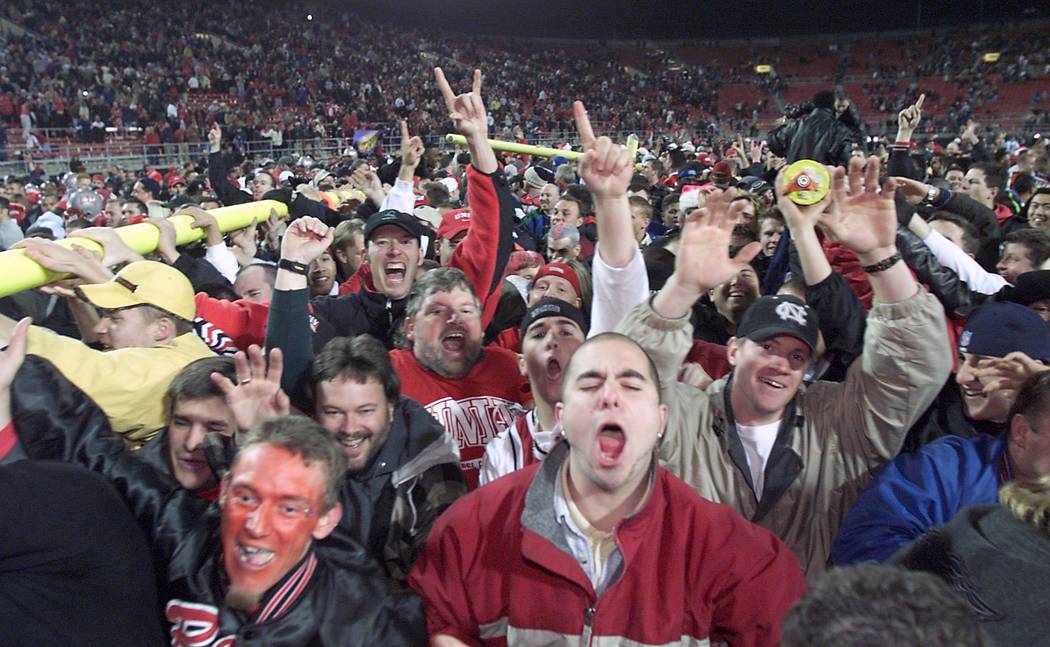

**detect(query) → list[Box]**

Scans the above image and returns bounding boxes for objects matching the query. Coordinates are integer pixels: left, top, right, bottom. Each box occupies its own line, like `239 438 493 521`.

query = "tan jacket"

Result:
617 288 951 575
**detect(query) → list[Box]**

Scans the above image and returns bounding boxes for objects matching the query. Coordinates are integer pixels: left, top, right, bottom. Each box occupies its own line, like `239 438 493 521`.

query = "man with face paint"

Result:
409 331 805 646
833 302 1050 565
1 337 425 647
480 299 589 484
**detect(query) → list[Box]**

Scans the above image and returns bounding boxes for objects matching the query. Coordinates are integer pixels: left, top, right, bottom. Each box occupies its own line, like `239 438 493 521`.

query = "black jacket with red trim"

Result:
9 356 425 647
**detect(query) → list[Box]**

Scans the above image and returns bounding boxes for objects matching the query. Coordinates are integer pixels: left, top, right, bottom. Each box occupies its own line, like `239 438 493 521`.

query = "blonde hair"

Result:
999 474 1050 536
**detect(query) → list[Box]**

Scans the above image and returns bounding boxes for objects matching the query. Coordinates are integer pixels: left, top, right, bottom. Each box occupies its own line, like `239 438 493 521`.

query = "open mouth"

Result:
384 262 407 283
441 330 466 352
337 433 370 450
596 423 626 467
758 376 786 390
546 357 562 381
960 385 985 399
236 544 276 568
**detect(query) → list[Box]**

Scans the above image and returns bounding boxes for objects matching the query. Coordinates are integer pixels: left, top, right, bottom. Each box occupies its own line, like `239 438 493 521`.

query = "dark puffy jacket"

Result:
10 356 426 647
767 107 855 167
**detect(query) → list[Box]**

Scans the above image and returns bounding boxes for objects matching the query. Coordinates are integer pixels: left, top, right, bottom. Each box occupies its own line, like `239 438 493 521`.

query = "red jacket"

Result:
408 444 806 646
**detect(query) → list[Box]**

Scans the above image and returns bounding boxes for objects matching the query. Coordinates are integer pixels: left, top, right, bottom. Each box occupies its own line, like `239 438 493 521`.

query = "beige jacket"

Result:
616 287 951 575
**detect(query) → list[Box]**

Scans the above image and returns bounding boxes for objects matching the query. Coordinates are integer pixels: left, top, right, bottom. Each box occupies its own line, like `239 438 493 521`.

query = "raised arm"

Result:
574 101 650 334
435 67 514 326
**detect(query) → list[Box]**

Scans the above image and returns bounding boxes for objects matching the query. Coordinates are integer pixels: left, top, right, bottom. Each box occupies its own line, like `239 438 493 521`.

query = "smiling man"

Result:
409 332 806 646
4 341 425 645
617 157 952 575
309 335 466 583
832 302 1050 565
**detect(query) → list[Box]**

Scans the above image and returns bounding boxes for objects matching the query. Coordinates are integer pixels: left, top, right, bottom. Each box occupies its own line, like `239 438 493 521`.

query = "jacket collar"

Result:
712 373 805 522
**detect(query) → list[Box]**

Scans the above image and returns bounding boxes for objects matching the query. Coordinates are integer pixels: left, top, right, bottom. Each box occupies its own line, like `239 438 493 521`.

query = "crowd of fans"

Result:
1 4 1050 647
2 0 1049 162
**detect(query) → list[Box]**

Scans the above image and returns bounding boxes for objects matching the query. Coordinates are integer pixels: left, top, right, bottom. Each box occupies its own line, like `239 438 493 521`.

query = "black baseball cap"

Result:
736 295 820 351
363 209 422 243
520 298 589 338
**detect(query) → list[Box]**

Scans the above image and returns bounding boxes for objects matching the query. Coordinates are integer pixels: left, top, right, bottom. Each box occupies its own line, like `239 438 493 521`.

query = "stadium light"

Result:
307 13 313 21
755 64 773 74
981 52 1000 63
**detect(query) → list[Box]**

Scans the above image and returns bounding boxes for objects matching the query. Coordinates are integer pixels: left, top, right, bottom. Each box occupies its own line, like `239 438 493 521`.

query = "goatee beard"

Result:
226 585 262 613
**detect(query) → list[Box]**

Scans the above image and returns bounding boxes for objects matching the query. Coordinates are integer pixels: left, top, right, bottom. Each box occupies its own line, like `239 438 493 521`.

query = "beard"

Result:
226 585 263 613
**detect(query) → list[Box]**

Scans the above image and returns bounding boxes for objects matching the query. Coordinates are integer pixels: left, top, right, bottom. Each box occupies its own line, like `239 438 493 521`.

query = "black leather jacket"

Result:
11 357 426 647
767 107 856 167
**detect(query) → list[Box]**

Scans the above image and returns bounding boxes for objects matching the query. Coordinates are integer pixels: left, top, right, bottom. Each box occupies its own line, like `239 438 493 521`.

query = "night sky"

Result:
341 0 1045 40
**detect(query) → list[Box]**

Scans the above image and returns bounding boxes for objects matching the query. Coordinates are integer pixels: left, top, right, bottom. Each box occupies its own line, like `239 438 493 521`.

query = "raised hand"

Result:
228 218 258 267
434 67 488 140
974 352 1046 395
897 94 925 135
280 216 333 264
892 175 934 206
0 317 30 420
574 101 633 200
149 216 179 264
775 164 835 233
350 164 385 207
70 227 145 268
210 345 290 434
15 235 110 283
675 188 762 293
821 156 899 260
399 119 425 173
176 205 223 247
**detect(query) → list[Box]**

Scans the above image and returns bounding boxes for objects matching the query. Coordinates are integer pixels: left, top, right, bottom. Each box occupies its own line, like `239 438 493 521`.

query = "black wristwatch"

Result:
278 258 309 276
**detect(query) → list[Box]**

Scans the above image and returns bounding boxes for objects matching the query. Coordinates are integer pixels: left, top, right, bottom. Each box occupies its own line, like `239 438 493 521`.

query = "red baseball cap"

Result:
437 208 471 241
532 262 581 298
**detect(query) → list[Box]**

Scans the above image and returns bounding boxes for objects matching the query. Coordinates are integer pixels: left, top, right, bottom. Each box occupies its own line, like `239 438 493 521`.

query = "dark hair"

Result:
234 416 347 510
165 356 236 418
123 198 147 213
929 212 980 256
563 332 662 403
425 183 451 206
628 195 653 219
1023 187 1050 220
782 564 990 646
1013 173 1036 196
812 90 836 111
310 335 400 404
562 184 594 216
136 177 161 197
1003 228 1050 267
971 162 1006 192
1007 370 1050 426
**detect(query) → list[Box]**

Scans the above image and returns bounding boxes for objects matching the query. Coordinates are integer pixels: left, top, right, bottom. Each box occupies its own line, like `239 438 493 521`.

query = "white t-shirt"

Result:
735 420 781 500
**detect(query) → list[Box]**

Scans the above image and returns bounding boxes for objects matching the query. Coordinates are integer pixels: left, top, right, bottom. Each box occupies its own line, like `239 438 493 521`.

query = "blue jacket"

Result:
831 433 1007 565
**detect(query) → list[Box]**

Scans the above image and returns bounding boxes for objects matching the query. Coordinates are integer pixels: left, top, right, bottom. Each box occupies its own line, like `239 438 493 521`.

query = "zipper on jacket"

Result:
386 298 393 328
580 606 596 646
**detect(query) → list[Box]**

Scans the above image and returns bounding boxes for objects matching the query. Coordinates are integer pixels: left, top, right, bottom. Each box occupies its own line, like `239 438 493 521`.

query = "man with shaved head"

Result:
410 330 805 645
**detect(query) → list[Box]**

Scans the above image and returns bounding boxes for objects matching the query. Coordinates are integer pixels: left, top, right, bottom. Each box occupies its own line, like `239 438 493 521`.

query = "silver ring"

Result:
239 378 252 385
